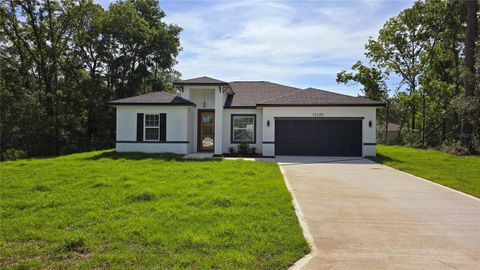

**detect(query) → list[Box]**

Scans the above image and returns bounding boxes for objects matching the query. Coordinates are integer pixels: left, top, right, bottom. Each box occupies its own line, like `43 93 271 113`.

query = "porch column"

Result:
214 86 223 155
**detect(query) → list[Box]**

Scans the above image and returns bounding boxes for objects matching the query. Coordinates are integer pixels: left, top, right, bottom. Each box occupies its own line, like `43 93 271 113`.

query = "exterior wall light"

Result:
369 121 372 128
267 120 270 127
203 89 207 108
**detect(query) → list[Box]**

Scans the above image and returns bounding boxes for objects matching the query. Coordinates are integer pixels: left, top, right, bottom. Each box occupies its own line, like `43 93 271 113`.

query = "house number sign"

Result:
312 113 324 117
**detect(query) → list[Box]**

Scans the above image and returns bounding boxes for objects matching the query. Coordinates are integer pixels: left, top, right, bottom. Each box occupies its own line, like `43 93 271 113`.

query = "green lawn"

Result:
369 145 480 198
0 151 309 269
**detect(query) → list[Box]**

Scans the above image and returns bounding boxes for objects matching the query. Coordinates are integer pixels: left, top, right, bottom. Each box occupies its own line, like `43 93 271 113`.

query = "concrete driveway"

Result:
277 156 480 270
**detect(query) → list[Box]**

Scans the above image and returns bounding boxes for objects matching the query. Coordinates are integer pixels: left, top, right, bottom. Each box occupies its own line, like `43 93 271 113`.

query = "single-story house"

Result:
110 76 384 157
377 122 419 145
377 122 402 144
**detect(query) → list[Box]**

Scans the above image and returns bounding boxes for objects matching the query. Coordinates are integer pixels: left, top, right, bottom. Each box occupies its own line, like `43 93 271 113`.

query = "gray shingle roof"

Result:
257 87 385 106
377 122 401 132
110 91 194 106
377 122 418 132
225 81 300 107
173 76 228 85
110 78 384 107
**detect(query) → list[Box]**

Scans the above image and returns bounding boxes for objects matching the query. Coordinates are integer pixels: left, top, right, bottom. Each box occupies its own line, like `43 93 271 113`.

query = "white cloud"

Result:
100 0 412 93
93 0 413 93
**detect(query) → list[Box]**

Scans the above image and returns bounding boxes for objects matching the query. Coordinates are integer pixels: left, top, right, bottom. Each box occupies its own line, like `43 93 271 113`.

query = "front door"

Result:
199 111 215 151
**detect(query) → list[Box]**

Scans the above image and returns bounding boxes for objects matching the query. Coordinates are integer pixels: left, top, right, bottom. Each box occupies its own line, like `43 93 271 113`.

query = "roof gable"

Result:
173 76 228 85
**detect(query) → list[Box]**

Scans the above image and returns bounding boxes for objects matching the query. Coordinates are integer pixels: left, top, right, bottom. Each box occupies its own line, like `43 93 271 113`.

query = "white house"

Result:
111 76 384 157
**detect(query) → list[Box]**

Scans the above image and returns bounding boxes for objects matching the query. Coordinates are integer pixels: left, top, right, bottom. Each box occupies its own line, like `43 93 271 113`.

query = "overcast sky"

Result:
97 0 414 96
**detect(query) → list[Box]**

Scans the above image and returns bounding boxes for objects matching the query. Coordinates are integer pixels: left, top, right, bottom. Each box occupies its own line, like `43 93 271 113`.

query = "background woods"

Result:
1 0 479 159
0 0 181 159
337 0 479 153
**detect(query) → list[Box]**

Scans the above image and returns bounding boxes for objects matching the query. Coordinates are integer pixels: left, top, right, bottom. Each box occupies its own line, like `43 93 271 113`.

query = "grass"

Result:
369 145 480 198
0 150 309 269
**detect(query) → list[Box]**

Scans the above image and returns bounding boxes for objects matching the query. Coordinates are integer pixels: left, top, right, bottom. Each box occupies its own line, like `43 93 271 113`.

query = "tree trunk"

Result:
385 100 390 144
421 93 426 147
461 0 477 149
46 0 60 155
411 110 415 131
441 118 446 144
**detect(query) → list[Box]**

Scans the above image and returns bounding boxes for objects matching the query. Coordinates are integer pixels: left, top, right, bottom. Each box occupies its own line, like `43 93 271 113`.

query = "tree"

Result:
365 3 426 143
102 0 181 98
364 0 464 147
336 61 389 101
461 0 478 150
1 0 84 155
336 61 391 142
0 0 182 159
416 0 464 146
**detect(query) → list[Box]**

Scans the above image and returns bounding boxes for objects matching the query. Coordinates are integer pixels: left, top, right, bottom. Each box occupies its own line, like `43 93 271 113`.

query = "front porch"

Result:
175 81 233 155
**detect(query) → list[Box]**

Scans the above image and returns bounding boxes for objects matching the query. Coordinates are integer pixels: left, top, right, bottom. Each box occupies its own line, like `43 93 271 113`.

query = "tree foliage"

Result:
339 0 479 152
336 60 389 101
0 0 181 158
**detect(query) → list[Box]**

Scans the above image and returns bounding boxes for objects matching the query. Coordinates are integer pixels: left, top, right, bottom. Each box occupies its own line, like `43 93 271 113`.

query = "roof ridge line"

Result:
229 80 267 83
257 88 304 104
305 87 372 100
229 80 303 89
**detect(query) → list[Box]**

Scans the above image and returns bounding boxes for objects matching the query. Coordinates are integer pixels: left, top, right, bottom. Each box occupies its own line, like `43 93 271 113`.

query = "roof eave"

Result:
257 103 386 107
223 105 257 109
110 102 196 107
172 82 229 86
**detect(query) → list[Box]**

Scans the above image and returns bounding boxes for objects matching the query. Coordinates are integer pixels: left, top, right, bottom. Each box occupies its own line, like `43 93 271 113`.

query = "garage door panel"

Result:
275 119 362 156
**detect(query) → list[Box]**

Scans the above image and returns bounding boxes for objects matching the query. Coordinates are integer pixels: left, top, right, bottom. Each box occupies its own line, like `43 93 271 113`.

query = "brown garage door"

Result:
275 118 362 156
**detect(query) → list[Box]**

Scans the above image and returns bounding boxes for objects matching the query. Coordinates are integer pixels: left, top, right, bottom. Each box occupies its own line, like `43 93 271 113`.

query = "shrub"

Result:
438 141 472 155
127 192 155 202
2 149 27 161
236 143 251 156
227 147 236 154
248 146 257 156
400 129 421 146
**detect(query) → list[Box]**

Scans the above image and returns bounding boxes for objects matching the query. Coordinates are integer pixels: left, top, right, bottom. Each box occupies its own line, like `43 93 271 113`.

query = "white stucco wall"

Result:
222 109 263 154
115 105 191 154
186 106 195 153
116 143 189 153
214 87 225 155
114 98 378 156
188 88 215 109
261 106 378 157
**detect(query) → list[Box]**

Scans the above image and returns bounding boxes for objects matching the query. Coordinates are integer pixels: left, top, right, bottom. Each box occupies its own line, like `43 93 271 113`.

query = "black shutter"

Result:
159 113 167 141
137 113 144 141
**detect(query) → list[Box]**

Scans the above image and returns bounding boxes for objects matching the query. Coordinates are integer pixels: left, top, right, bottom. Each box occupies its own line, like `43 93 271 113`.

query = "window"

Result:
231 114 256 143
144 114 160 141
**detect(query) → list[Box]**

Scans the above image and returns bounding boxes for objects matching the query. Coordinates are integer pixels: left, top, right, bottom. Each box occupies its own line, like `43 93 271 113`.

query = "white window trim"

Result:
232 115 256 143
144 114 160 141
